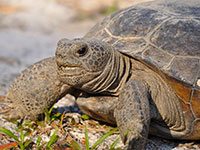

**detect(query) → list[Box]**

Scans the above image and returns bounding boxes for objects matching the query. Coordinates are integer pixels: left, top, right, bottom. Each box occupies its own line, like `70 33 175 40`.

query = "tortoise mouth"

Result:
56 58 85 76
57 65 85 76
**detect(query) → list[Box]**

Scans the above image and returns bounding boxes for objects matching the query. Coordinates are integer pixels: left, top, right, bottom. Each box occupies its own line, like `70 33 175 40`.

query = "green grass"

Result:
0 125 32 150
46 129 58 150
0 105 60 149
0 104 122 150
66 123 121 150
0 121 58 150
44 105 62 124
90 126 119 150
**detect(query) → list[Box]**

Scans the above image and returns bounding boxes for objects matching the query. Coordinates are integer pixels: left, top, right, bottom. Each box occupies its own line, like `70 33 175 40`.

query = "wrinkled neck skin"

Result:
81 50 131 96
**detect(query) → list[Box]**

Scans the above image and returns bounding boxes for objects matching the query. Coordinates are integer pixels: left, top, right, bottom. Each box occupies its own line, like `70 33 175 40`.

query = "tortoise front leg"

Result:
76 93 118 124
114 80 151 150
4 57 75 120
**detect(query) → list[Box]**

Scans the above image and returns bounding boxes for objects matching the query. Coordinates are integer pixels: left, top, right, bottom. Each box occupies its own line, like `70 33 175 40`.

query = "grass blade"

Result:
48 104 54 115
37 143 46 150
0 126 19 142
109 137 120 149
91 127 118 150
36 136 42 147
0 126 25 149
44 109 50 123
71 141 82 150
84 124 90 150
46 128 58 148
24 139 32 147
65 142 72 148
66 134 82 150
20 129 24 143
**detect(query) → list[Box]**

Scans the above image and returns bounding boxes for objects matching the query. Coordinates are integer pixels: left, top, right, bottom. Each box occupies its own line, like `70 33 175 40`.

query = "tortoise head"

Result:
55 38 113 87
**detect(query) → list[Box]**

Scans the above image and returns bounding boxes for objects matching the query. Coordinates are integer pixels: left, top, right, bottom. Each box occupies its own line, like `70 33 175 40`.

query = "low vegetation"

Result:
0 105 122 150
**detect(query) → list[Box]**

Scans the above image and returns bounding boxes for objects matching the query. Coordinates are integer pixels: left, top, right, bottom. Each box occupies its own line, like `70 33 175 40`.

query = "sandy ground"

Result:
0 0 199 149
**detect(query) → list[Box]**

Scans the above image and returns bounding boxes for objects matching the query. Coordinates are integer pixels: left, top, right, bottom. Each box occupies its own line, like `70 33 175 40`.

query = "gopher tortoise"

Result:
3 0 200 149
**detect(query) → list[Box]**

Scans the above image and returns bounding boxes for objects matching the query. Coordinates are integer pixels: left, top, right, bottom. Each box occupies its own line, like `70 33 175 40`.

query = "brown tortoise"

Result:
3 0 200 149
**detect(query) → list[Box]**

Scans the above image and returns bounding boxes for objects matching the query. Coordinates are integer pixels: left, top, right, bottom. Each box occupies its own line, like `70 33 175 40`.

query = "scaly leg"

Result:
114 80 151 150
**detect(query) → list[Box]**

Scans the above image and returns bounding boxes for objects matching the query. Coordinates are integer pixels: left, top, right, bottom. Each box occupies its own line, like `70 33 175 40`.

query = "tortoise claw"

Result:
0 97 22 120
0 95 11 115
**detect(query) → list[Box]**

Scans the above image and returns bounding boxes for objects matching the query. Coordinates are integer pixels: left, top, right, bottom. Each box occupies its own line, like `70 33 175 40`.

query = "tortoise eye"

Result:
76 46 88 57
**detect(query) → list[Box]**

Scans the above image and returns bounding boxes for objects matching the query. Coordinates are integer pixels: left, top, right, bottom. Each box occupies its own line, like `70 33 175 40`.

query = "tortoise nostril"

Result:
56 46 67 58
57 40 64 47
55 50 61 57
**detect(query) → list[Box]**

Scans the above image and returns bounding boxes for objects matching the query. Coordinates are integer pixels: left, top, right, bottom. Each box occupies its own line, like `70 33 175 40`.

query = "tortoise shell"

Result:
84 0 200 139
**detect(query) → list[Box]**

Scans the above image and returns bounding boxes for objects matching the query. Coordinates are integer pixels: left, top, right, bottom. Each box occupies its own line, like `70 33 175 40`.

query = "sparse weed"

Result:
0 121 58 150
0 121 32 150
0 105 60 150
44 105 62 124
1 105 122 150
66 123 121 150
46 128 58 150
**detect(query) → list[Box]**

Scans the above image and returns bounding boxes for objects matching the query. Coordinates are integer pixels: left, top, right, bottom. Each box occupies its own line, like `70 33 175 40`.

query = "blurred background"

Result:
0 0 152 95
